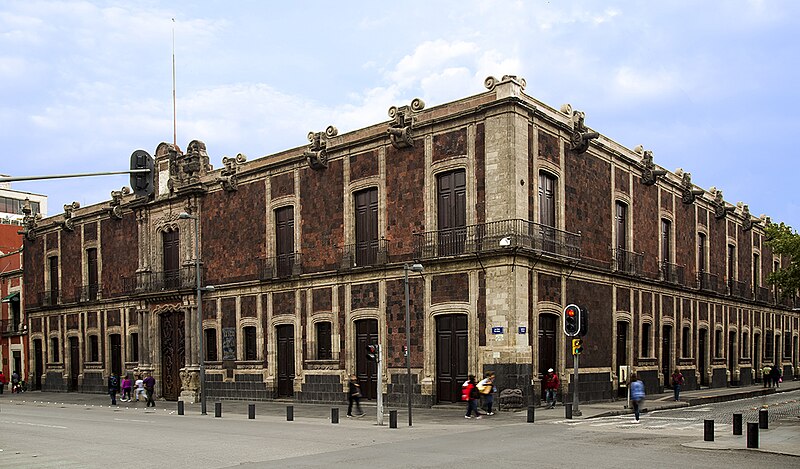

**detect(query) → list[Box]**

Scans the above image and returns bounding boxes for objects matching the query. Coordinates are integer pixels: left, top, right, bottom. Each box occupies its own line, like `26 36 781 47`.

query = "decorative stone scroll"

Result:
637 146 667 186
61 201 80 231
709 187 735 220
387 99 425 149
484 75 527 91
218 153 247 191
561 104 599 154
108 187 131 219
675 169 705 205
21 198 42 241
304 126 338 170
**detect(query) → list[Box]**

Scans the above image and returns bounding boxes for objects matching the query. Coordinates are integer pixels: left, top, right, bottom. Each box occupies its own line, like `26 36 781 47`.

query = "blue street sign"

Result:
491 327 504 334
518 326 527 334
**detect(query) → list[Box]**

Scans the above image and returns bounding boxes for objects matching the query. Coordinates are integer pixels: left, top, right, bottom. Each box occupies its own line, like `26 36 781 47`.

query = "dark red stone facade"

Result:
270 172 294 199
312 288 331 312
385 278 424 368
565 150 612 267
538 130 560 165
431 273 469 304
385 144 425 260
432 128 467 162
300 159 344 271
240 295 256 318
566 279 613 367
349 150 378 182
100 215 137 297
272 291 295 316
60 228 81 303
351 282 378 310
537 273 561 304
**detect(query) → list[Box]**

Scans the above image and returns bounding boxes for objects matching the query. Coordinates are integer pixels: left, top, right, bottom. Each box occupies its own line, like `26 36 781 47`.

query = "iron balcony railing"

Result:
74 284 102 302
697 271 718 292
0 319 23 336
660 261 685 286
261 253 302 280
613 249 644 276
37 289 59 307
122 266 203 294
413 219 581 261
338 239 389 270
728 279 750 299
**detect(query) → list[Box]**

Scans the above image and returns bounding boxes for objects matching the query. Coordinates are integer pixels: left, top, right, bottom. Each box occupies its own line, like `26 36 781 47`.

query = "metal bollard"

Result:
286 405 294 421
248 403 255 420
527 406 535 423
565 403 573 419
759 408 768 429
732 413 742 435
704 419 714 441
389 410 397 428
747 422 759 448
177 401 184 416
214 401 222 418
331 407 339 424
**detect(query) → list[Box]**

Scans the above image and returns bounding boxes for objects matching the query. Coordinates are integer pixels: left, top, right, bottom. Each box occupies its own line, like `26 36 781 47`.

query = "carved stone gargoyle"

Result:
304 126 338 170
181 140 212 185
387 98 425 149
19 198 42 241
637 146 667 186
218 153 247 191
737 202 754 231
61 201 80 231
709 187 736 220
565 108 599 154
108 187 131 220
676 169 705 204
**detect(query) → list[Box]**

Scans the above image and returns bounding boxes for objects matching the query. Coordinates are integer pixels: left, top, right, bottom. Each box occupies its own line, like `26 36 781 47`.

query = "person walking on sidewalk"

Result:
477 372 496 415
463 375 481 419
671 369 685 401
543 368 560 409
0 370 5 394
143 373 156 407
762 364 772 387
630 373 645 423
120 374 132 402
346 374 365 418
134 374 145 402
107 372 120 406
771 365 782 388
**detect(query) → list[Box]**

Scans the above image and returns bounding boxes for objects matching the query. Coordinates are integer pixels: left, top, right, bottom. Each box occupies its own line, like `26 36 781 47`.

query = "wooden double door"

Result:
276 324 295 397
436 314 468 403
160 310 185 401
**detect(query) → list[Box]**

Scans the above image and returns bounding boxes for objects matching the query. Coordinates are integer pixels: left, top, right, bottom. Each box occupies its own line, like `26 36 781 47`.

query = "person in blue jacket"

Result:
630 373 645 423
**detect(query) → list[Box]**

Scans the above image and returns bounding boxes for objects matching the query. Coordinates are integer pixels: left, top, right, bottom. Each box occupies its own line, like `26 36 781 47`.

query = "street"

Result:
0 391 798 468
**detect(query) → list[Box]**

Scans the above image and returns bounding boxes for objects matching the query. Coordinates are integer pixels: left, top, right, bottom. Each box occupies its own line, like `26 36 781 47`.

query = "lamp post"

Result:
179 212 207 415
404 263 424 426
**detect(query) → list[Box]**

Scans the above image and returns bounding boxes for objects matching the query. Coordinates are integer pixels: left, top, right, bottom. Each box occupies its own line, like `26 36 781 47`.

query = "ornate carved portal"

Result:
159 310 186 401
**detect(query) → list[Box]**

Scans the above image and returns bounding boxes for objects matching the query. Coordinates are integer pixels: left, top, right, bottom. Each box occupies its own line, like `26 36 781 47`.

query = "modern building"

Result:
20 76 799 405
0 179 47 225
0 223 26 386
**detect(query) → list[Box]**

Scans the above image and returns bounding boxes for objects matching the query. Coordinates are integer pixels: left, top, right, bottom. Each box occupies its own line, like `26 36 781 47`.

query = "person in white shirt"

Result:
134 375 146 402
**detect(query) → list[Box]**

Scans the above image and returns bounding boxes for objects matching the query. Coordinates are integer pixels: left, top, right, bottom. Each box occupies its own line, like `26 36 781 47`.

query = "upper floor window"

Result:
0 196 40 215
742 332 749 358
539 172 557 228
660 219 672 264
437 169 467 256
205 328 218 362
697 233 707 272
86 247 98 300
89 335 99 362
316 321 333 360
162 230 180 288
354 188 379 266
274 206 295 277
48 256 59 305
753 253 760 288
641 322 652 357
682 326 691 358
615 201 628 251
715 329 723 358
130 333 139 362
50 337 60 362
727 244 737 283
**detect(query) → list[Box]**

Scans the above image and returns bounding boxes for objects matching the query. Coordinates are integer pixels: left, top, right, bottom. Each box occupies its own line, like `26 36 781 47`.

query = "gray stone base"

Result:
81 371 105 393
636 370 660 396
568 371 613 402
386 372 434 407
739 367 753 386
42 372 66 392
712 368 727 388
205 373 271 401
298 374 346 404
487 363 533 406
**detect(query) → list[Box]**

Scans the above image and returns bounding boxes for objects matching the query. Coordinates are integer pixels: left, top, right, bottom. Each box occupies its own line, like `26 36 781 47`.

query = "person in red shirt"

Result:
543 368 560 409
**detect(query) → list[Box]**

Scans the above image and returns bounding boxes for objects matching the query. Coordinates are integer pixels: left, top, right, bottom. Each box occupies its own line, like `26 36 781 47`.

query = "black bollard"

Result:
214 401 222 418
732 413 742 435
389 410 397 428
248 403 255 420
759 408 768 429
747 422 759 448
177 401 184 415
565 403 573 420
704 419 714 441
527 406 535 423
286 405 294 421
331 407 339 424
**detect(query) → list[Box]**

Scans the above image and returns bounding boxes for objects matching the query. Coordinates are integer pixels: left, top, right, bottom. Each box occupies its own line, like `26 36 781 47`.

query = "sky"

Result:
1 0 798 228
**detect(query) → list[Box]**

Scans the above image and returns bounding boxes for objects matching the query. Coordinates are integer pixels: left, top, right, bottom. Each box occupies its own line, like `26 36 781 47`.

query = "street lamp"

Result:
404 262 424 426
179 212 208 415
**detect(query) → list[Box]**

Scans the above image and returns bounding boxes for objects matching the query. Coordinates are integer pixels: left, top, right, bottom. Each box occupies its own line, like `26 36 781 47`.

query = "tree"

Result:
764 221 800 298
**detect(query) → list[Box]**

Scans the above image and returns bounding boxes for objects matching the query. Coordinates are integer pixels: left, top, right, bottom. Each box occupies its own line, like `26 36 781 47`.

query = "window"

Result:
205 328 217 361
50 337 60 362
785 332 792 358
727 244 736 284
243 326 257 361
274 206 295 277
765 333 774 361
661 219 672 264
437 169 467 256
715 329 723 358
773 260 780 298
753 253 760 288
130 333 139 362
697 233 707 272
614 201 629 271
87 247 98 300
354 188 379 266
742 332 749 358
682 326 691 358
89 335 99 362
0 197 39 215
48 256 59 305
641 323 651 357
316 321 332 360
162 230 180 288
9 295 20 331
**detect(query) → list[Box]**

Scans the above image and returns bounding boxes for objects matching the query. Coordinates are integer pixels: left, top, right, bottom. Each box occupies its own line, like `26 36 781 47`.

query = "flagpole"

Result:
172 18 177 146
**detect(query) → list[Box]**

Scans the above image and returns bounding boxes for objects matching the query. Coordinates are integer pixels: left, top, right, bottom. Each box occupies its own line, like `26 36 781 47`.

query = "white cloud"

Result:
612 66 680 98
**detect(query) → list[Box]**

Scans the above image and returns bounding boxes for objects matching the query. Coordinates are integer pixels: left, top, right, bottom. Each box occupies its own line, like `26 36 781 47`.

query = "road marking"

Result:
0 420 66 429
113 418 153 423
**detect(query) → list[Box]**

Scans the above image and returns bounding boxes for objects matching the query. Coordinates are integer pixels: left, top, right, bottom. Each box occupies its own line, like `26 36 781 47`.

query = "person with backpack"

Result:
108 372 120 406
462 375 481 419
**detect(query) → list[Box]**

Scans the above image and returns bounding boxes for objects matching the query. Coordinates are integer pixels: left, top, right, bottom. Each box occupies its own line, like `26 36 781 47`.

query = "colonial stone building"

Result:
21 76 799 405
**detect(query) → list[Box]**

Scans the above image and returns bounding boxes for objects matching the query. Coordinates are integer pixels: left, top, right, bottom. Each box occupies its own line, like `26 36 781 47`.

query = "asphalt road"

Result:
0 393 797 468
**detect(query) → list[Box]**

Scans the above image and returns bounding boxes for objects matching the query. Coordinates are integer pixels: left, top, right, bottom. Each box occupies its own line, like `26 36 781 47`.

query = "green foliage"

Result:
764 222 800 297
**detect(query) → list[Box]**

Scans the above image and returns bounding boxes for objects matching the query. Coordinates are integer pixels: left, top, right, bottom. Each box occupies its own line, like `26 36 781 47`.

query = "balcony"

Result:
74 284 102 303
261 253 302 280
697 271 718 292
755 286 771 303
413 219 581 261
728 279 751 299
122 266 203 294
613 249 644 276
37 289 60 307
0 319 24 337
338 239 389 270
660 261 686 286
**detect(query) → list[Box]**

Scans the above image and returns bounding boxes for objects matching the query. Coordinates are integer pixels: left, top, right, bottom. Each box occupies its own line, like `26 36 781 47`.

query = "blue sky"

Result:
1 0 797 228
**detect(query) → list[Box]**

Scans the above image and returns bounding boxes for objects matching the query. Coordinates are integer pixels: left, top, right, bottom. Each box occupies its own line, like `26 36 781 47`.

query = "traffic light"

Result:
579 307 588 337
130 149 154 198
366 344 379 362
563 304 581 336
572 338 584 355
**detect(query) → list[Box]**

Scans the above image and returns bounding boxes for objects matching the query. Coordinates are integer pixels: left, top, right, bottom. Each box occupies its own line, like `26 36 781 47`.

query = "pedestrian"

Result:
463 375 481 419
346 374 365 418
761 364 772 388
630 373 645 423
477 372 496 415
120 374 132 402
671 369 684 401
134 374 146 402
108 372 120 406
143 372 156 407
11 371 20 393
0 370 5 394
771 365 782 389
543 368 560 409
